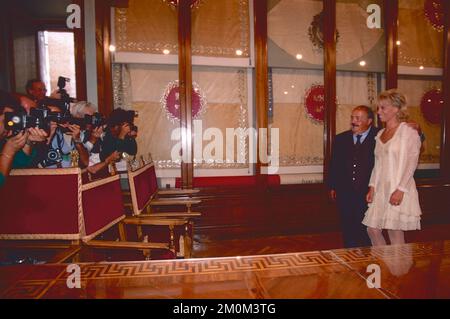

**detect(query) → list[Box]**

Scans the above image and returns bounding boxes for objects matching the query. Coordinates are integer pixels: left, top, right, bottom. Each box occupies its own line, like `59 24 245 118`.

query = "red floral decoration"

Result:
420 88 444 125
424 0 444 31
161 81 206 123
304 84 325 123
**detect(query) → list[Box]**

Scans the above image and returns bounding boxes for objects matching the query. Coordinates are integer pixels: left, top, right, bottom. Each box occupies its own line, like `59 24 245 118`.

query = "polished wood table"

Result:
1 240 449 299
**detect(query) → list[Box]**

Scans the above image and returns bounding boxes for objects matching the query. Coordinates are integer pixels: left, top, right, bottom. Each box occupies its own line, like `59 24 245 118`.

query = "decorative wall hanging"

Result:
308 11 340 51
304 84 325 124
163 0 203 9
160 81 207 123
424 0 444 32
420 88 444 125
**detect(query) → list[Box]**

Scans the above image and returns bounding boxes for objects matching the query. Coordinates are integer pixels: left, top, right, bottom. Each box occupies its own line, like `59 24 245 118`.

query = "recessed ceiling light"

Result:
109 45 116 52
396 40 401 46
284 91 288 95
296 54 303 60
236 49 243 56
419 66 424 70
163 49 170 55
359 60 366 66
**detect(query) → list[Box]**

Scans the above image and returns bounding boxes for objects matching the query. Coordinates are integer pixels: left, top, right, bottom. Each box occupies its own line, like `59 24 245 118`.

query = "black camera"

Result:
40 148 63 168
126 110 138 124
84 112 106 128
4 111 49 135
56 76 76 104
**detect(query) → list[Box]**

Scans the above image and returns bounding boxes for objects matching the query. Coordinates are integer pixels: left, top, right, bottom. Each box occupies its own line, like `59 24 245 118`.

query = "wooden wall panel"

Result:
192 184 450 240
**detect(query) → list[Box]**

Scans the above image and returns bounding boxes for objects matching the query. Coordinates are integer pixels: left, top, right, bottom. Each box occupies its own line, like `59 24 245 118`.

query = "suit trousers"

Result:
336 189 372 248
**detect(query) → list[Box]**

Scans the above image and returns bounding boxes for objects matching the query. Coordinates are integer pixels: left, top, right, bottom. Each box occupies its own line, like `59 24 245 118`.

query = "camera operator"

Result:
69 102 123 175
100 108 138 172
0 91 48 186
34 104 88 168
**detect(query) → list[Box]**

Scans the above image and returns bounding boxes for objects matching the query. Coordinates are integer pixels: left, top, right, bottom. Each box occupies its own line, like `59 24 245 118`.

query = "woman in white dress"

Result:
362 89 422 246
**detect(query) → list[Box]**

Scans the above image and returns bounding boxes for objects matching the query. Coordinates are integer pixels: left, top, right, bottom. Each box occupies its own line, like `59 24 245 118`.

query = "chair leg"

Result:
184 222 192 258
136 226 143 241
169 225 176 255
118 222 127 241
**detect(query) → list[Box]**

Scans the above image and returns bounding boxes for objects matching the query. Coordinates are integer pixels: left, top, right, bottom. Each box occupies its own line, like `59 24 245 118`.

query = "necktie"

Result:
356 134 362 145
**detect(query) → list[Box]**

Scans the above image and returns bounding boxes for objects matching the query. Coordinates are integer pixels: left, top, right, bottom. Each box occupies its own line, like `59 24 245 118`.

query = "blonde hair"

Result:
378 89 408 121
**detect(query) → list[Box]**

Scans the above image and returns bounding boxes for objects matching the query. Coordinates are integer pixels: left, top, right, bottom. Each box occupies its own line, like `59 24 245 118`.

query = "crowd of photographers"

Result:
0 78 138 187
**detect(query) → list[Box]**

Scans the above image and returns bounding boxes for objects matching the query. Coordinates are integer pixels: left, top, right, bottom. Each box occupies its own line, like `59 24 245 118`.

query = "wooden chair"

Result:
122 161 201 258
0 168 177 262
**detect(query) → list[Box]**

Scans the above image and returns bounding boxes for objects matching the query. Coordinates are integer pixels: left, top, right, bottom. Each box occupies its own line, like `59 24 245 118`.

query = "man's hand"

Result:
366 186 375 203
26 127 48 143
89 126 103 144
118 123 131 139
49 90 62 99
389 189 404 206
105 151 121 164
66 124 81 141
406 121 423 137
129 128 137 138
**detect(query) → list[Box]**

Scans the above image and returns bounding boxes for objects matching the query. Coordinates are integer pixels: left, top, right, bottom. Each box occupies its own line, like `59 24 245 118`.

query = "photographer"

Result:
34 104 88 168
100 108 138 172
0 91 47 186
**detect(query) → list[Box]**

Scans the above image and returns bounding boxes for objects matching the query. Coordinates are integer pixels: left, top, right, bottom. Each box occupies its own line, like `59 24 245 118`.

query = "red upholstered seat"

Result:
0 168 81 240
129 163 158 215
81 175 126 242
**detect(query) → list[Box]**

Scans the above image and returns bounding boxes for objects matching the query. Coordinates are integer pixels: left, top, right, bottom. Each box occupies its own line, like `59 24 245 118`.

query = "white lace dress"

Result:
362 123 422 230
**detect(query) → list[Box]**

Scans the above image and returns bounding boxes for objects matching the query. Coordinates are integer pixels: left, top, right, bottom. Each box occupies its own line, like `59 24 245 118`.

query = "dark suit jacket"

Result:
328 126 380 196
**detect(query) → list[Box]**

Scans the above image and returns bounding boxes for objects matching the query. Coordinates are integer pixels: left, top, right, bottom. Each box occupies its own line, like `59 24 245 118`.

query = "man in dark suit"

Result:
328 105 379 248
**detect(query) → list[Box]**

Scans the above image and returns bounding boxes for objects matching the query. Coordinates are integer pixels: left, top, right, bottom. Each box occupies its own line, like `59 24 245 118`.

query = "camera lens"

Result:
48 150 58 160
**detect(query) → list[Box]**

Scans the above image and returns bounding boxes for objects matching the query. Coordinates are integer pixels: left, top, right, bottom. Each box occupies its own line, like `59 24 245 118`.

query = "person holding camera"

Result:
70 101 123 174
33 104 88 168
70 101 105 166
100 108 138 173
0 92 48 186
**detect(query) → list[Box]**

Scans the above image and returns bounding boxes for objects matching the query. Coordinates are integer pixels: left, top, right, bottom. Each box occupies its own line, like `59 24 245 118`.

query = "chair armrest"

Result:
122 216 189 226
150 198 201 206
86 240 168 250
157 188 200 196
138 212 201 218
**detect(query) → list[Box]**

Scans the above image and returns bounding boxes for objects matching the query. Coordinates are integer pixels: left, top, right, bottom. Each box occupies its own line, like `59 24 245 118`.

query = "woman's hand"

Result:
3 131 28 155
366 186 375 203
389 189 404 206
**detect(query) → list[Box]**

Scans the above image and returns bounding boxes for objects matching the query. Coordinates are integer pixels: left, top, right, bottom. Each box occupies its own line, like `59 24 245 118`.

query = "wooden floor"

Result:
1 239 450 299
194 223 450 258
1 224 450 299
